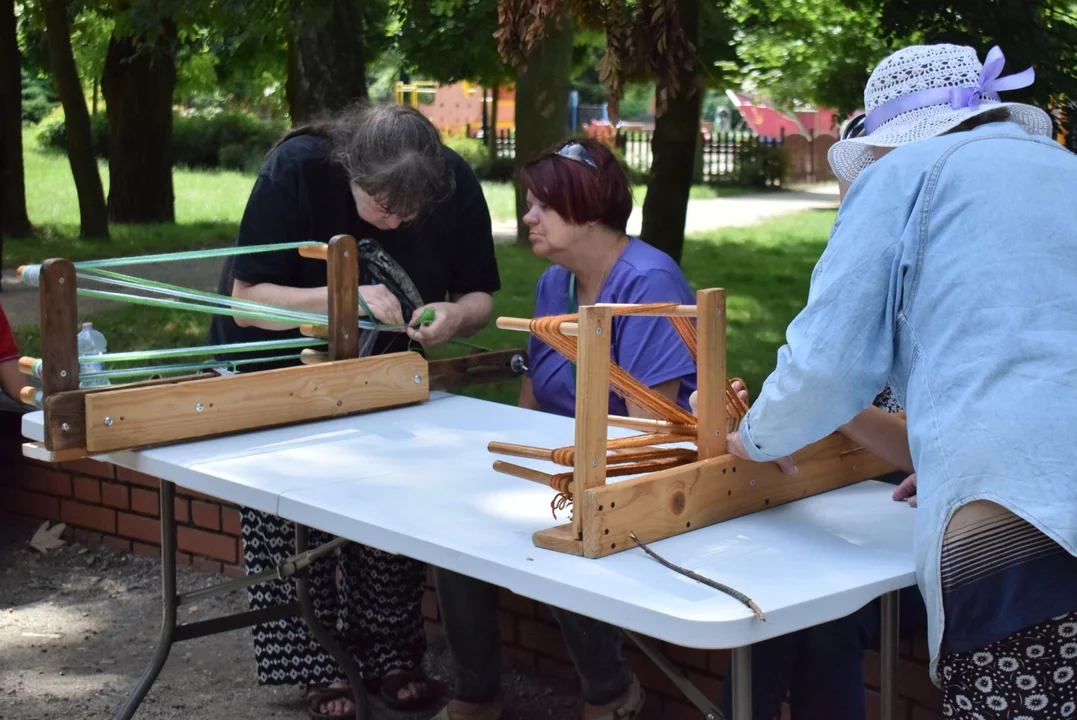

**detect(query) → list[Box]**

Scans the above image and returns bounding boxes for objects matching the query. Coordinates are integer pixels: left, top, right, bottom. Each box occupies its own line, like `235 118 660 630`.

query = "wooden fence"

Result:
481 127 836 186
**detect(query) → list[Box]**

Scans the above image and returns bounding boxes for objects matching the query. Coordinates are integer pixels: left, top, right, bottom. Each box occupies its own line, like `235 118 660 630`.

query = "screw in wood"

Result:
60 370 67 378
61 423 70 432
196 404 204 412
414 375 422 384
104 417 113 427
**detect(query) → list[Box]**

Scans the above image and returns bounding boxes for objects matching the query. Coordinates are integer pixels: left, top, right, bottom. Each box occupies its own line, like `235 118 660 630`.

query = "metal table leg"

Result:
114 480 179 720
295 524 369 720
114 481 367 718
730 646 752 720
880 591 900 720
623 630 725 719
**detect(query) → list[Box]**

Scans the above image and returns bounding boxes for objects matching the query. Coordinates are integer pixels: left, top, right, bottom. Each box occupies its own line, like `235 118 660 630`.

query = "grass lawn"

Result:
12 209 837 407
10 135 836 408
5 132 751 267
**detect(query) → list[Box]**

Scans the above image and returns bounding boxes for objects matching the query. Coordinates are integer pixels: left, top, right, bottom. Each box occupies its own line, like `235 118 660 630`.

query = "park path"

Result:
0 185 838 328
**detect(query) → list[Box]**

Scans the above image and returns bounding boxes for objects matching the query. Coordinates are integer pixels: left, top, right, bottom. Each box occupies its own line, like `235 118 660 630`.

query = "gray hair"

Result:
275 103 454 219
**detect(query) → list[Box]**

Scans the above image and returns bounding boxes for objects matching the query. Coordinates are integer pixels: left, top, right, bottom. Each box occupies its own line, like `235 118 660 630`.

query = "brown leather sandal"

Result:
306 685 356 719
379 667 437 710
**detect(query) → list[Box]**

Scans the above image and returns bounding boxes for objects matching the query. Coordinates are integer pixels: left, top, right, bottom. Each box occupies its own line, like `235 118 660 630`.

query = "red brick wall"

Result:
2 448 942 719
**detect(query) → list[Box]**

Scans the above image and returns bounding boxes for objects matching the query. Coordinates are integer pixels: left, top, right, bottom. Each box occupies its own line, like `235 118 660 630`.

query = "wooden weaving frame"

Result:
20 234 527 460
489 288 896 559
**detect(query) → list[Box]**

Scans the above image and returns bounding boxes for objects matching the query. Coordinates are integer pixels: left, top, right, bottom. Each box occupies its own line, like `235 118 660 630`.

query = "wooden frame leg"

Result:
696 288 727 460
572 306 612 540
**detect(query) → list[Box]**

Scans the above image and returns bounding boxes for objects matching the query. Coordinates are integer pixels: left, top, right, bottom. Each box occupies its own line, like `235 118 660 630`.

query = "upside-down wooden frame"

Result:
22 235 529 460
491 287 896 558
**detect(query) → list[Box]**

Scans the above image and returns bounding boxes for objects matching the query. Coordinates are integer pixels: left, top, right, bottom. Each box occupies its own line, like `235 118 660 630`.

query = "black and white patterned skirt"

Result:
939 611 1077 718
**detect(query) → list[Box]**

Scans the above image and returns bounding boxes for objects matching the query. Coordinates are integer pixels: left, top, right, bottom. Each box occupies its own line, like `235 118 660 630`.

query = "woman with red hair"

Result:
430 138 713 720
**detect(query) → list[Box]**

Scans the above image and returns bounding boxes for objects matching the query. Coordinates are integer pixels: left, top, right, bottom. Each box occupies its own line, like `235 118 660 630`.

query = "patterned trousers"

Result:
240 507 428 687
939 611 1077 718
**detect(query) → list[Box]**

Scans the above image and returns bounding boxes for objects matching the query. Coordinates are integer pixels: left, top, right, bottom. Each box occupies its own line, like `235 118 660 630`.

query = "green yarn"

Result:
420 306 437 326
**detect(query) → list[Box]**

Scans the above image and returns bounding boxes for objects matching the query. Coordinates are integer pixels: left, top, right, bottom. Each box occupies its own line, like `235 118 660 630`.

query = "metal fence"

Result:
481 127 836 186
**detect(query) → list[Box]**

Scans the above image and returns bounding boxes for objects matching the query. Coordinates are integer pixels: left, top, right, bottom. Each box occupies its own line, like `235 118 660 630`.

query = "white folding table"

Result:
22 391 917 720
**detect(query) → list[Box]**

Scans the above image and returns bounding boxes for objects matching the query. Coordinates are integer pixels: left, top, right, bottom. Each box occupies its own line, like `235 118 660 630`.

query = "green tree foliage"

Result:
395 0 512 87
866 0 1077 128
728 0 890 115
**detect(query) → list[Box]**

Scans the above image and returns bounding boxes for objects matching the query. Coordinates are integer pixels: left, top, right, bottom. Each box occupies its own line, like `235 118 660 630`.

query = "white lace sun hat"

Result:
828 43 1054 184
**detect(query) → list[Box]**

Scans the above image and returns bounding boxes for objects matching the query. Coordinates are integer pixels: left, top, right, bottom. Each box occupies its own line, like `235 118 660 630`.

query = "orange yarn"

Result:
526 303 752 517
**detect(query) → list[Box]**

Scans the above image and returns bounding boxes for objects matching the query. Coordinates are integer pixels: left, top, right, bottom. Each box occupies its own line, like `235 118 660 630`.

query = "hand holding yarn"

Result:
406 303 460 348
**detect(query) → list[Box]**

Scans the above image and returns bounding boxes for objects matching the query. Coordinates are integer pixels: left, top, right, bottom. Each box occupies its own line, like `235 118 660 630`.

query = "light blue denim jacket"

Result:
738 122 1077 681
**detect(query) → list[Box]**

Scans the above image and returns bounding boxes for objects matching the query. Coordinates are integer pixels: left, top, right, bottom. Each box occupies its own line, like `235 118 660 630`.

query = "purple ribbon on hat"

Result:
863 46 1036 135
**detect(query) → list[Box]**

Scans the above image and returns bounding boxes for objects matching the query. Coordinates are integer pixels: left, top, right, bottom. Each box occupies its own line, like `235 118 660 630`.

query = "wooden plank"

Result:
533 524 584 556
22 442 89 463
327 235 360 361
43 374 210 453
695 288 726 460
579 433 895 558
39 259 79 450
84 352 429 453
572 306 612 539
428 349 526 390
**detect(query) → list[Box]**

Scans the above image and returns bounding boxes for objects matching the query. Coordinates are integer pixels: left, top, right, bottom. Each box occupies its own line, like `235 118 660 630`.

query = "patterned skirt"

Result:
939 611 1077 718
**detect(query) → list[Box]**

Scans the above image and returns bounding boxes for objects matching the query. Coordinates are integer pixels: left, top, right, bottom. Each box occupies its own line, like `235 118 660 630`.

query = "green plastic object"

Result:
420 306 436 326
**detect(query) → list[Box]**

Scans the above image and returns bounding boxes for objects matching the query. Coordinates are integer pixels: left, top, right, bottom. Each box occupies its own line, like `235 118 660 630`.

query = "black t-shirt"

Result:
208 134 499 369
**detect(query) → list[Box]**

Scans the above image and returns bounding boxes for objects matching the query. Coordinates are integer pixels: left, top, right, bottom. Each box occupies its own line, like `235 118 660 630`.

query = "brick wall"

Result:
2 433 942 719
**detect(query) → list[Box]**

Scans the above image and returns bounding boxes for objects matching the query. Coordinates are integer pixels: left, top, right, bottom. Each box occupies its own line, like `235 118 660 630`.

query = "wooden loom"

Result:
18 235 527 462
490 289 896 559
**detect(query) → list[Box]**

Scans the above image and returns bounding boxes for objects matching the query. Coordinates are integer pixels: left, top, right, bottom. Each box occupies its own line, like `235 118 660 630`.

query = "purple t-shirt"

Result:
527 238 698 418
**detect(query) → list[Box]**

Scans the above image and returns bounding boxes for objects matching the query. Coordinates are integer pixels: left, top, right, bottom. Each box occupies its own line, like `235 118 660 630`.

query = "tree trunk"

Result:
512 12 574 245
640 0 701 265
0 0 32 238
487 82 500 164
101 22 177 223
286 0 368 125
42 0 109 238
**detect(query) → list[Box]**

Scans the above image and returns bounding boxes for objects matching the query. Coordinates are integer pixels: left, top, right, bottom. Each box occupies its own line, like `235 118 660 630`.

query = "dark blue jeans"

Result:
434 566 635 706
718 587 927 720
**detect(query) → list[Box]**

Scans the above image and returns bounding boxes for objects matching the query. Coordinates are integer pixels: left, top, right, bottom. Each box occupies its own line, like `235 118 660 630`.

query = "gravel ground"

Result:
0 512 584 720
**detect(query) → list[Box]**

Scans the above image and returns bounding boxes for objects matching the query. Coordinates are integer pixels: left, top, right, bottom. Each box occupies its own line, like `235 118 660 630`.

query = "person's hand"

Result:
358 285 405 327
406 302 461 348
892 473 917 507
689 383 796 474
688 379 749 414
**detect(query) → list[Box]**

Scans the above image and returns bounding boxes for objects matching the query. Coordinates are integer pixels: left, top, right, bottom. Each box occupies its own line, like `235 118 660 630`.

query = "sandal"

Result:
306 685 357 719
379 667 437 710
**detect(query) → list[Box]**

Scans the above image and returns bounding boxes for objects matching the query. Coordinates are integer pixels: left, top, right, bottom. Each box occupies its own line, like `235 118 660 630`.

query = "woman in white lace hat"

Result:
719 43 1077 717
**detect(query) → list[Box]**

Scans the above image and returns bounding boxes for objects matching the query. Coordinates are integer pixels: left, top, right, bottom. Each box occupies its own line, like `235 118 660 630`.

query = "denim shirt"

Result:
737 122 1077 681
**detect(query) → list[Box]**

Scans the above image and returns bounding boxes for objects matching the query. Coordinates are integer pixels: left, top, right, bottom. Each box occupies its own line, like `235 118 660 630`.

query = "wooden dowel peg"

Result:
300 349 327 365
595 303 698 317
488 441 554 462
496 317 579 337
606 415 697 437
20 386 42 408
18 356 39 376
492 460 555 487
298 244 328 261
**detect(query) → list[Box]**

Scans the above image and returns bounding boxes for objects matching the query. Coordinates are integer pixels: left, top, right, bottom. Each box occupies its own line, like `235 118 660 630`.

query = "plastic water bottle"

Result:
77 322 110 388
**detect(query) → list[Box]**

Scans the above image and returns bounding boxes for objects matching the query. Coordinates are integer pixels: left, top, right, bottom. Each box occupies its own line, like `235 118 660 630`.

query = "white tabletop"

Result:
22 393 917 649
